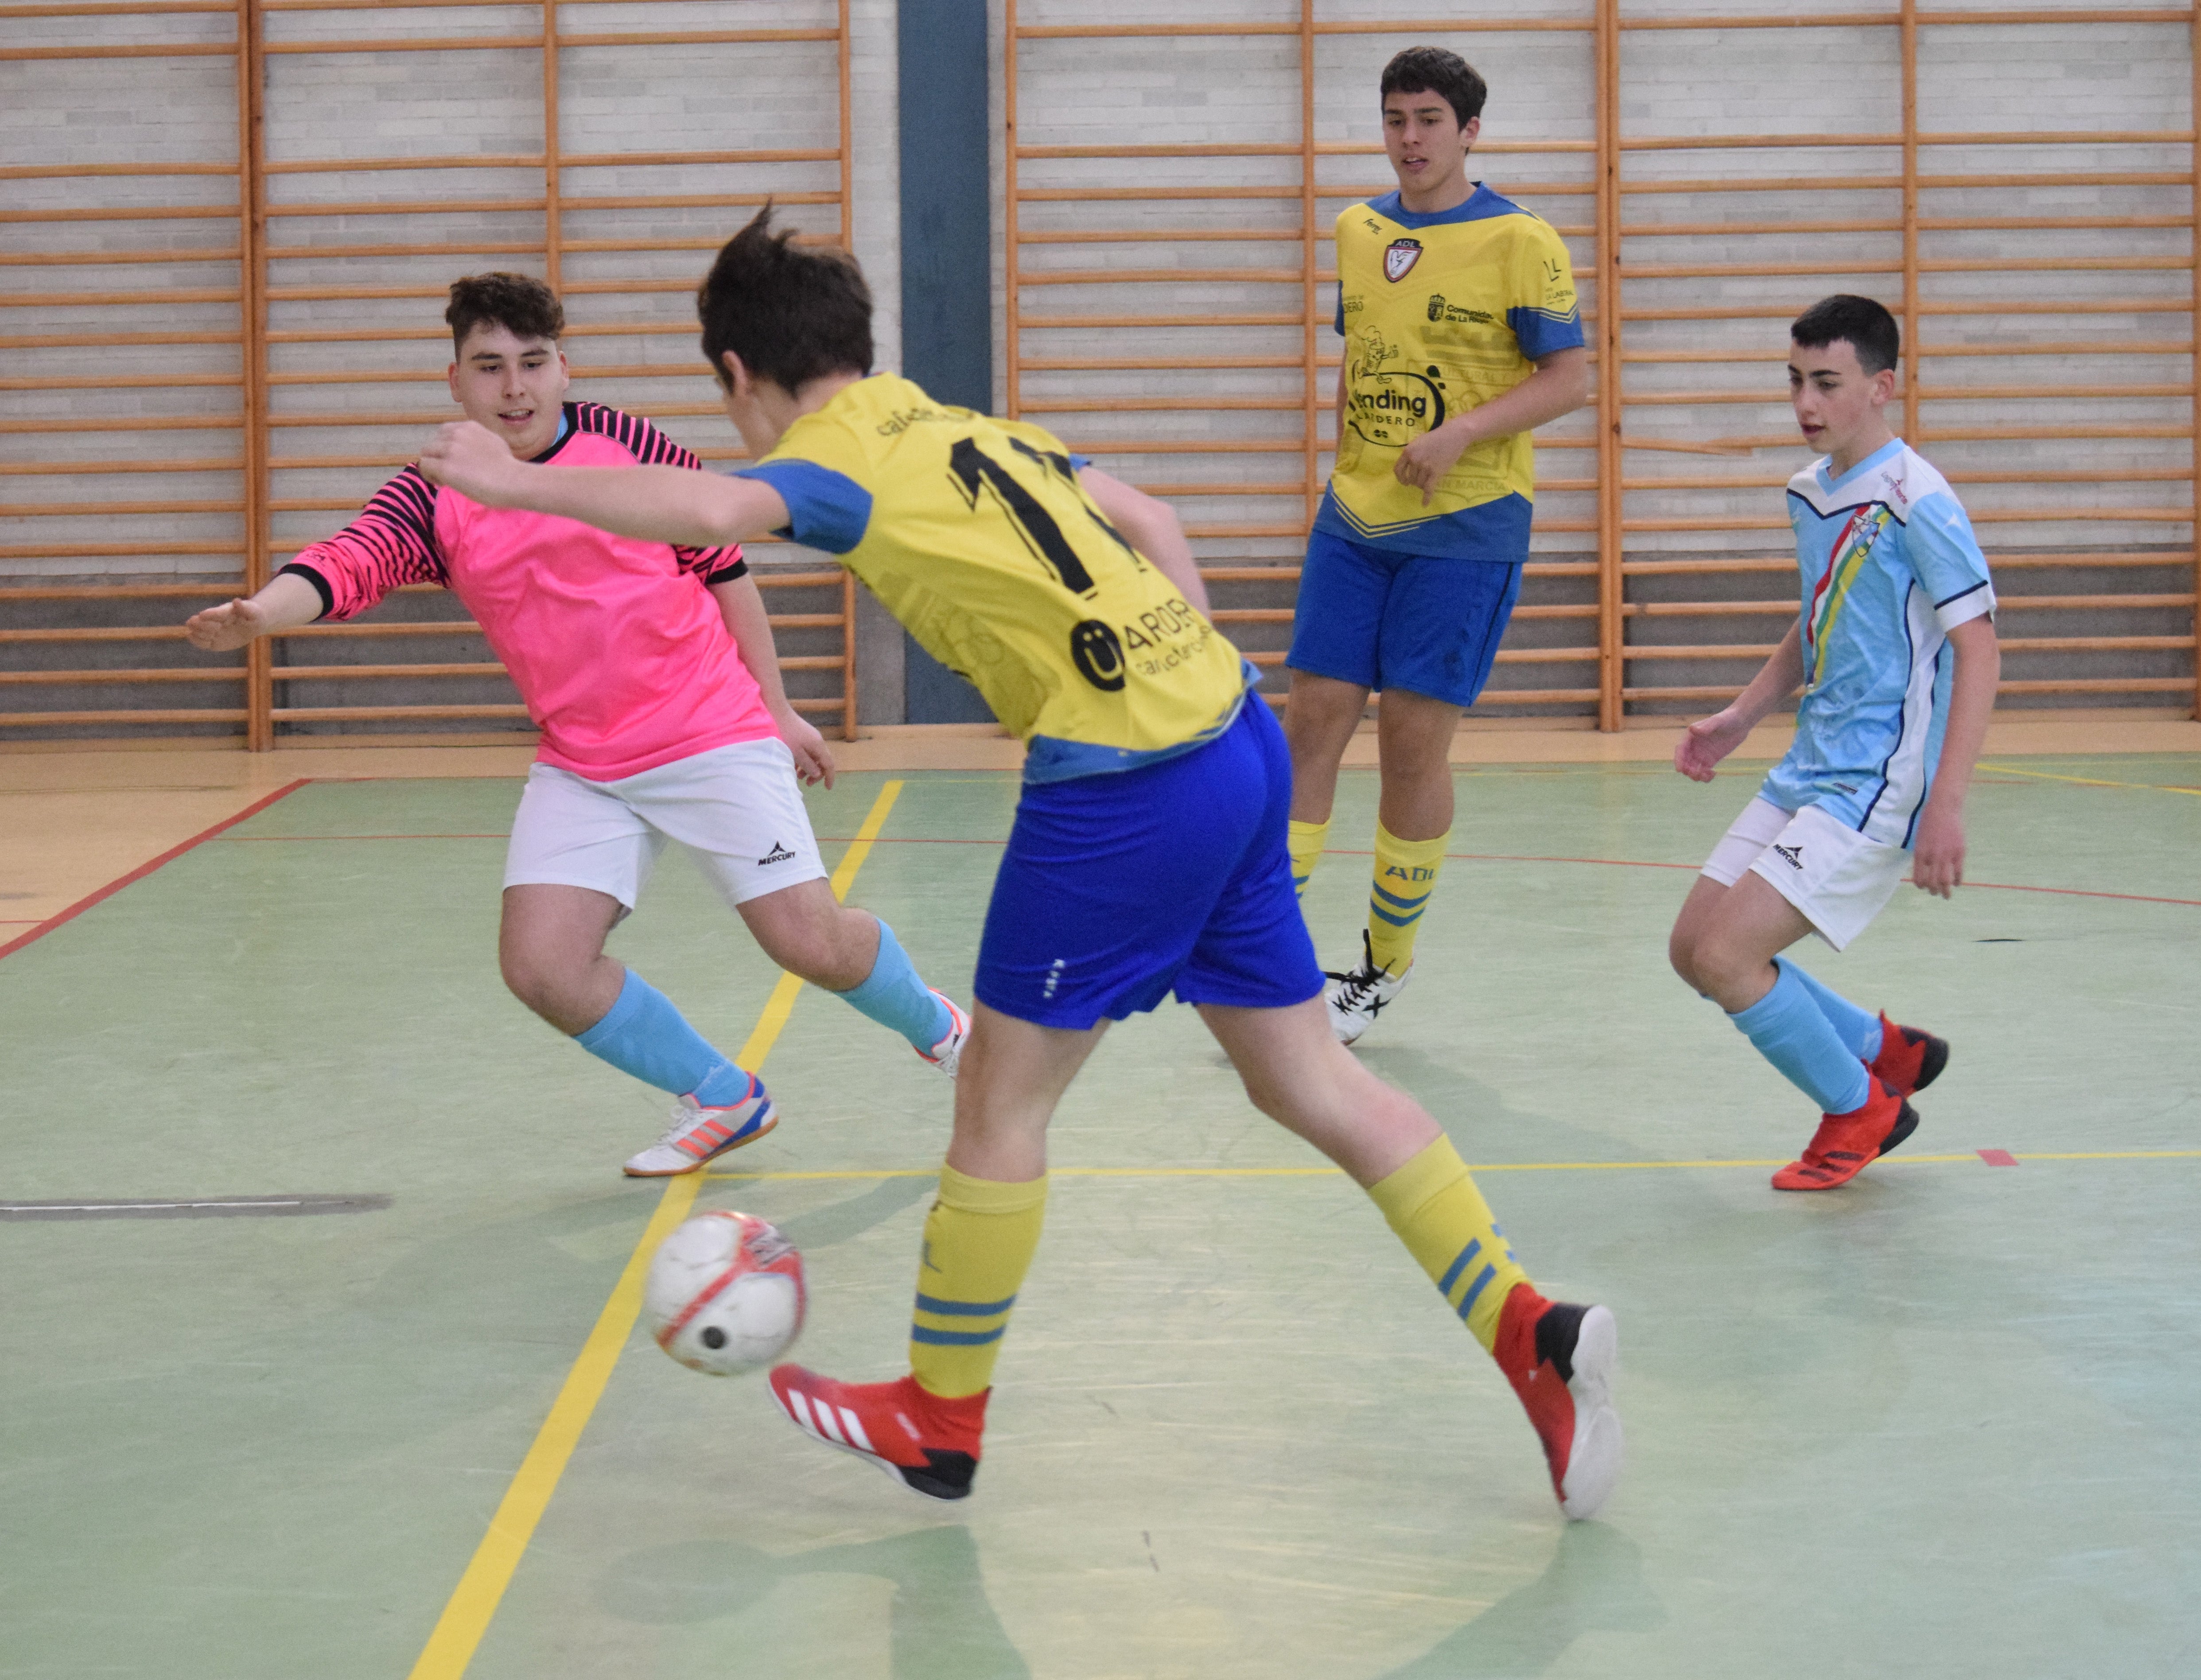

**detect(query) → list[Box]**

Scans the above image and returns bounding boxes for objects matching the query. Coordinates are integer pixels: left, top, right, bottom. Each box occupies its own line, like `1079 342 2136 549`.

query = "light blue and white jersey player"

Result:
1761 437 1996 850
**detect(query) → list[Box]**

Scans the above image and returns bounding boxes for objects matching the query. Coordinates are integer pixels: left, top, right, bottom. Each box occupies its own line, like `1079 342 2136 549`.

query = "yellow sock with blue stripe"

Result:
908 1166 1048 1400
1366 1135 1528 1351
1287 818 1330 899
1367 822 1448 976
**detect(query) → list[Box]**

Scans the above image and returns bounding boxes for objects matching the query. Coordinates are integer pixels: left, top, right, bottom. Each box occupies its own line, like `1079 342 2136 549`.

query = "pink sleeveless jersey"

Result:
285 403 780 782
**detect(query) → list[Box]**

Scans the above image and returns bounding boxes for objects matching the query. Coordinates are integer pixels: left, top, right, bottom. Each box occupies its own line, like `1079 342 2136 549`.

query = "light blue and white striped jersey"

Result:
1759 438 1995 847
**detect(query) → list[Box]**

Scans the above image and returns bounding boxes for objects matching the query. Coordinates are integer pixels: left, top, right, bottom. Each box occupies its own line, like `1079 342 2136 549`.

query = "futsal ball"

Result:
644 1210 806 1376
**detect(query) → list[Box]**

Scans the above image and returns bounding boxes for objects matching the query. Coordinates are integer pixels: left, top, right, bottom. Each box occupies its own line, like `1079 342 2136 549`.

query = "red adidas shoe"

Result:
1493 1283 1623 1521
1772 1077 1919 1191
767 1365 987 1501
1868 1013 1948 1099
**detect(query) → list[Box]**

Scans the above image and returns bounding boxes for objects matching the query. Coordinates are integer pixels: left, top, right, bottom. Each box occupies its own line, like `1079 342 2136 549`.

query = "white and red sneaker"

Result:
917 991 970 1079
621 1075 777 1178
1493 1283 1623 1521
767 1366 987 1501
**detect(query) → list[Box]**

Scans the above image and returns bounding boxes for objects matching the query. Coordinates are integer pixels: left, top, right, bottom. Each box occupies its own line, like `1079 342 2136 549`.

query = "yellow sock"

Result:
907 1166 1048 1399
1367 821 1448 976
1287 818 1330 899
1365 1135 1528 1351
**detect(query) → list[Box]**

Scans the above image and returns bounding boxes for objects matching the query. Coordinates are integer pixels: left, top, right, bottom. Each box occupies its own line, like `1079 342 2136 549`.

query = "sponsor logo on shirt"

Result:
1424 293 1497 327
757 840 798 866
1384 237 1424 281
1069 618 1127 692
1771 843 1805 871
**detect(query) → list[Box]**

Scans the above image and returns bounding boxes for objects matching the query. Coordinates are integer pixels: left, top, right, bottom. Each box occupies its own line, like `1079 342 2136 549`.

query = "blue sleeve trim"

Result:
1068 454 1091 474
1507 304 1587 361
735 459 872 555
1334 290 1345 335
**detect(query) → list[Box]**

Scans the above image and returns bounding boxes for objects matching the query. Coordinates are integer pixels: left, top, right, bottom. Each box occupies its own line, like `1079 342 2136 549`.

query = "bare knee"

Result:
743 891 875 992
1668 925 1703 993
500 942 595 1031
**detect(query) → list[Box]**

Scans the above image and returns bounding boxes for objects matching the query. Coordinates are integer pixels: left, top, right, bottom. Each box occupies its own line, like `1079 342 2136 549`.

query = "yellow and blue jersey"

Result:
1319 184 1583 558
738 374 1252 782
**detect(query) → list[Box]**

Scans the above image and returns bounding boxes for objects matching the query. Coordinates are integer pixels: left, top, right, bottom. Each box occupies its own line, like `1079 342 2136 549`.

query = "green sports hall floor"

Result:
3 754 2197 1680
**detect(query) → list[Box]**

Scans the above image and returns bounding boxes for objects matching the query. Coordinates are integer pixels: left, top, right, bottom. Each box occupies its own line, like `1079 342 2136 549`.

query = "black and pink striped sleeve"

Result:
571 402 747 585
281 467 447 620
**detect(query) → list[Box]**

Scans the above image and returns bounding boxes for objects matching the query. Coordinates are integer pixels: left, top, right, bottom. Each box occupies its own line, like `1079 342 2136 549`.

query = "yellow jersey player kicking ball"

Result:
1670 297 2000 1192
1284 47 1590 1044
419 210 1624 1520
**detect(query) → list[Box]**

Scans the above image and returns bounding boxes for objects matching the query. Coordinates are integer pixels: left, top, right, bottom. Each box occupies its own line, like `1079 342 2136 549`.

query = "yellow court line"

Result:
1979 761 2201 797
709 1147 2201 1183
405 779 904 1680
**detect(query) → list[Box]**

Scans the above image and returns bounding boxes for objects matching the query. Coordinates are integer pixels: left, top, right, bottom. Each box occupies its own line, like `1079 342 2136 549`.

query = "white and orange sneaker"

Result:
1493 1283 1623 1520
622 1074 778 1178
767 1365 987 1501
918 991 970 1079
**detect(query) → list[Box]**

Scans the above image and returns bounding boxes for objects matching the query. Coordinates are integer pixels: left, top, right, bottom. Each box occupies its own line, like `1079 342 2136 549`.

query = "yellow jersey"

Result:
1321 184 1583 557
741 374 1251 781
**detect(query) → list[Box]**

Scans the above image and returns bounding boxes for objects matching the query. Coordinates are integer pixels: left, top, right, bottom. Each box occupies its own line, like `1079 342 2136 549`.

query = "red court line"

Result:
0 779 311 963
190 829 2201 909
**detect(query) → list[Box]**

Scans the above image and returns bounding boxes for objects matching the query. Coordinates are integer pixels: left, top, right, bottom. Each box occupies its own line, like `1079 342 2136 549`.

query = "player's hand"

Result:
1674 709 1750 782
1393 419 1476 506
184 595 271 652
419 420 523 505
1910 801 1965 898
777 708 836 789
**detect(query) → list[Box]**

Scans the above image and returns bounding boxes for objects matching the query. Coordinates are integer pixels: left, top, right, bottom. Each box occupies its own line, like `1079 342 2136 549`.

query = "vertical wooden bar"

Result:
1301 0 1320 531
1594 0 1622 732
838 0 854 734
840 569 859 740
542 0 561 291
1901 0 1920 443
239 0 272 750
1003 0 1021 420
836 0 852 253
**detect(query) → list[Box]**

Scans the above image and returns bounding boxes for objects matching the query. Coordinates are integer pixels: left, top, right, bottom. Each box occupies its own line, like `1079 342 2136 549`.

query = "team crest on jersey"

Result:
1383 238 1423 281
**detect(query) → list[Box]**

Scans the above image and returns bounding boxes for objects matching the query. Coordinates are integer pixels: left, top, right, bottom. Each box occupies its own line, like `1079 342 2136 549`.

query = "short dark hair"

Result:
445 272 563 353
1380 46 1487 129
697 205 874 393
1791 294 1900 376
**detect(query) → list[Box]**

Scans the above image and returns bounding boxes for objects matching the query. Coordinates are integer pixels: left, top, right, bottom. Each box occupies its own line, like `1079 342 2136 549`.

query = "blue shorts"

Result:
1286 524 1526 708
975 700 1325 1030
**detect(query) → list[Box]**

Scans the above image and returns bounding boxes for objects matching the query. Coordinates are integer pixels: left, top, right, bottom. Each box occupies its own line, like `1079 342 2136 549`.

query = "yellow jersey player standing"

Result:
1284 47 1590 1043
418 208 1624 1522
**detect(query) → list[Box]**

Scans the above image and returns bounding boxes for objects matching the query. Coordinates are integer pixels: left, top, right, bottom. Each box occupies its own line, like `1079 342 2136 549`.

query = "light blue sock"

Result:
573 968 750 1105
835 918 953 1051
1728 962 1873 1115
1775 955 1883 1062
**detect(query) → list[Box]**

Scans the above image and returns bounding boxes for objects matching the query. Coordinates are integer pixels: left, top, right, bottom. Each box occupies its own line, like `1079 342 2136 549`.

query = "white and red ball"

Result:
644 1210 805 1375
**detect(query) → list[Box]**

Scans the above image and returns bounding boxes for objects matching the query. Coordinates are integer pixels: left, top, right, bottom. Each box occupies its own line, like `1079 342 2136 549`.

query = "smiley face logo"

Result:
1068 618 1127 691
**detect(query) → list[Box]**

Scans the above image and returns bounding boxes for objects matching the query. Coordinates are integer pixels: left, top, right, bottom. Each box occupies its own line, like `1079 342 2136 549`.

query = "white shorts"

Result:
1699 796 1908 952
503 738 828 912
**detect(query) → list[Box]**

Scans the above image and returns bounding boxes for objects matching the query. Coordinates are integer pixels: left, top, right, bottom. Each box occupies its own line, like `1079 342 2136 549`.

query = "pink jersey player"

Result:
187 273 965 1177
284 402 777 782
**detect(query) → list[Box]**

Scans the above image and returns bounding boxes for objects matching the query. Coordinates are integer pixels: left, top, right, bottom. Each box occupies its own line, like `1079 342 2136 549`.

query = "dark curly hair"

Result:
697 205 874 393
445 272 564 353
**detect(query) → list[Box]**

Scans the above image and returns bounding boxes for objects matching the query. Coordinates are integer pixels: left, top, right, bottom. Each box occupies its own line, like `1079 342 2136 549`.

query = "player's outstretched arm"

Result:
183 571 325 652
711 572 835 789
1910 614 2000 898
1675 620 1804 783
418 420 789 549
1077 467 1210 614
